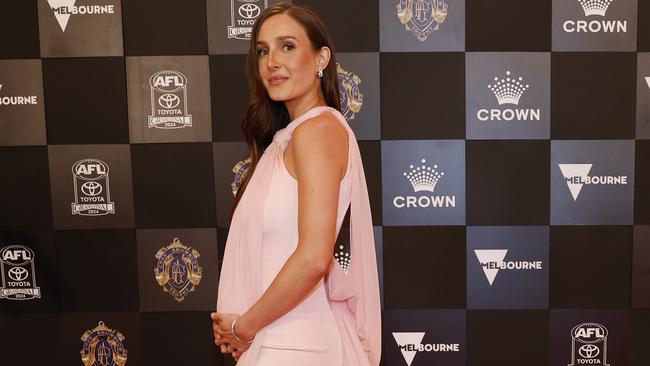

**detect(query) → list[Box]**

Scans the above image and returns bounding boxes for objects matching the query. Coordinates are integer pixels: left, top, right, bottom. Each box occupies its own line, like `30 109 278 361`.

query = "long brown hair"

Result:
228 2 342 222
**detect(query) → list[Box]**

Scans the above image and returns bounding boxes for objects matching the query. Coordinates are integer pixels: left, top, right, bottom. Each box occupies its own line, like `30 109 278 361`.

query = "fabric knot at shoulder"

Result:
271 128 292 149
271 106 337 149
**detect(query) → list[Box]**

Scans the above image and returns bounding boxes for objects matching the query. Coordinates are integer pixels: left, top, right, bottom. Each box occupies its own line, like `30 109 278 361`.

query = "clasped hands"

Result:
211 312 256 362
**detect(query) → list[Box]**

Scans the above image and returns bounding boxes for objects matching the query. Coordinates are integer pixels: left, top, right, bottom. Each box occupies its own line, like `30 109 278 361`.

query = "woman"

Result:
211 3 381 365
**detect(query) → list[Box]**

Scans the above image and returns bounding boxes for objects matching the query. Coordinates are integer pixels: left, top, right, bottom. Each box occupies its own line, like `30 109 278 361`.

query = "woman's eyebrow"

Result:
276 35 298 42
256 35 299 45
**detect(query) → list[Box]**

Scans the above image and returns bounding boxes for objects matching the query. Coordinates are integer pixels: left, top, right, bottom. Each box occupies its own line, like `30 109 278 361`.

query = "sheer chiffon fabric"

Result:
216 106 381 365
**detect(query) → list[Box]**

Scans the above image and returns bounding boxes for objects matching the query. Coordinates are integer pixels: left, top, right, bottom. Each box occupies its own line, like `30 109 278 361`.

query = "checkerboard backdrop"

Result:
1 0 649 365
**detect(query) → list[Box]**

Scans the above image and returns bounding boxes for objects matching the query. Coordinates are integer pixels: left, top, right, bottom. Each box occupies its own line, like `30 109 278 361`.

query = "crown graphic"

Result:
403 159 444 192
488 70 530 106
578 0 613 17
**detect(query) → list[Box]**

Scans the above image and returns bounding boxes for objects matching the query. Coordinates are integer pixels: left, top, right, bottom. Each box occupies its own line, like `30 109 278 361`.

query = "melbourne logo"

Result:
337 63 364 121
393 158 455 209
47 0 116 32
71 159 115 216
563 0 627 33
154 237 202 302
392 332 460 366
227 0 268 40
80 321 127 366
568 323 610 366
148 70 192 129
559 164 628 201
396 0 448 42
0 84 38 106
477 70 540 122
0 245 41 300
474 249 543 286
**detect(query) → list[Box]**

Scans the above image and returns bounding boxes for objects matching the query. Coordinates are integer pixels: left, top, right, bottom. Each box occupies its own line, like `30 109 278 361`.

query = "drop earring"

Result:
317 68 323 78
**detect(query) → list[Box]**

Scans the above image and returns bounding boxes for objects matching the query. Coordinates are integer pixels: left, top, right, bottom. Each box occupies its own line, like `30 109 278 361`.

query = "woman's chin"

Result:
267 92 290 102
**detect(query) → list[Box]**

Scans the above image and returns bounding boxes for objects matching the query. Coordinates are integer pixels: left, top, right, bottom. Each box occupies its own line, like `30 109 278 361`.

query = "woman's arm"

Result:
235 112 349 340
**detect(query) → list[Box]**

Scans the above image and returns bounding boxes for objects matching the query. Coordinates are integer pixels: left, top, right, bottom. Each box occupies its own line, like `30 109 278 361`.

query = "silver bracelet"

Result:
231 317 254 344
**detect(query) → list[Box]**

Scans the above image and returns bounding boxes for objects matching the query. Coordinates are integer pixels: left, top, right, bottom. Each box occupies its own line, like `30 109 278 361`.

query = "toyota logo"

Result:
158 93 180 109
81 181 103 196
578 344 600 359
8 267 28 281
239 3 260 19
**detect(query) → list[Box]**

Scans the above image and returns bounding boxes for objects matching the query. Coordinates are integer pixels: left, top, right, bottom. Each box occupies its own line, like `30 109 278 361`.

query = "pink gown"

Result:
217 105 381 366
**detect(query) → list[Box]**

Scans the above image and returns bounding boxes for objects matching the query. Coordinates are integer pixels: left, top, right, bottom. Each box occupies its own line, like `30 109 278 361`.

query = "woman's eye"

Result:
256 49 267 56
283 44 294 51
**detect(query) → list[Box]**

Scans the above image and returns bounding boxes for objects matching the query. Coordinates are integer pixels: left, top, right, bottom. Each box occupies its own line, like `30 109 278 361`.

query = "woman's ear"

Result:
318 46 331 70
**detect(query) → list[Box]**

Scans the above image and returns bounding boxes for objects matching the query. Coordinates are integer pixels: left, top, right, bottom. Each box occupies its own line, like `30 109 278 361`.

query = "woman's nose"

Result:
267 50 280 69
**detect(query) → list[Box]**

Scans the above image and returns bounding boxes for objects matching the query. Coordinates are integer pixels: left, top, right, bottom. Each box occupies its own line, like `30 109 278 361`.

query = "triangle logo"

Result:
474 249 508 286
47 0 77 32
559 164 593 201
392 332 425 366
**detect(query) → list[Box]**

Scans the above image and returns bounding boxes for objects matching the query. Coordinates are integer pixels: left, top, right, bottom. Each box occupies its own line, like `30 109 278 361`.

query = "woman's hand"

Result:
211 312 255 361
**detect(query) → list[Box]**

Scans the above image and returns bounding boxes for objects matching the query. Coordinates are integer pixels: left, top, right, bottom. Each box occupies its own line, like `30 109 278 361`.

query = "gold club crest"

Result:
336 63 363 121
231 155 252 196
154 237 202 302
80 321 127 366
396 0 449 42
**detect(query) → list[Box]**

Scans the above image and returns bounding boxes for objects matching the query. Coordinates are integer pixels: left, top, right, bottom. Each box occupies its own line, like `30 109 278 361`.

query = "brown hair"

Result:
228 2 342 222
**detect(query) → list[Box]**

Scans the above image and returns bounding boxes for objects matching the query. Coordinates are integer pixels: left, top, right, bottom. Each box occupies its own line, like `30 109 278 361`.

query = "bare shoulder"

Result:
294 111 348 145
291 111 349 180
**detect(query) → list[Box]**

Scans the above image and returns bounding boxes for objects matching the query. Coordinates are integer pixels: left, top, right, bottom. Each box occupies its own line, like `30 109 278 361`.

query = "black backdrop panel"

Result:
550 226 633 308
551 52 637 139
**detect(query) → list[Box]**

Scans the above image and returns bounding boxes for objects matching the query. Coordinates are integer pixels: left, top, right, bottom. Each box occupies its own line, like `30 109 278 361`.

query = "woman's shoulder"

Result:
291 110 350 180
293 108 349 144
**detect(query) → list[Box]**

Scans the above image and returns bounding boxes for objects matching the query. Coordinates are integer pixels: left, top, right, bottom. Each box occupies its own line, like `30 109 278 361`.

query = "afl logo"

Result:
71 159 115 216
0 245 41 300
80 321 127 366
148 70 192 129
572 323 607 342
569 323 610 366
150 70 186 93
73 159 109 180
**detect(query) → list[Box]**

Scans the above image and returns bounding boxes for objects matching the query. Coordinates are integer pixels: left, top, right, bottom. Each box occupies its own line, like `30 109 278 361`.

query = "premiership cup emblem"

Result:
71 159 115 216
80 321 127 366
0 245 41 300
396 0 448 41
569 323 610 366
148 70 192 129
154 237 202 302
228 0 268 40
336 63 364 121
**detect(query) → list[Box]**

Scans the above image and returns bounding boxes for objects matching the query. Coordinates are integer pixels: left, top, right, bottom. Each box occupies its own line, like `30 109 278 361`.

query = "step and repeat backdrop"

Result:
1 0 650 365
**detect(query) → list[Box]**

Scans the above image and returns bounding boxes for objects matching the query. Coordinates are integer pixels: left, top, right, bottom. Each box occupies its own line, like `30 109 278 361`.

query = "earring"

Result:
317 68 323 78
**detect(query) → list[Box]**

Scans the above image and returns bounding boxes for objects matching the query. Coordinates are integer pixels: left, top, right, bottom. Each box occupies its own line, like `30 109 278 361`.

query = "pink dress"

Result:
217 105 381 366
256 107 353 363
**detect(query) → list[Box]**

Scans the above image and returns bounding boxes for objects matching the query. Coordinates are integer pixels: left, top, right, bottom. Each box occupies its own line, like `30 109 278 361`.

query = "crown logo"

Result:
403 159 444 192
488 70 530 106
578 0 613 17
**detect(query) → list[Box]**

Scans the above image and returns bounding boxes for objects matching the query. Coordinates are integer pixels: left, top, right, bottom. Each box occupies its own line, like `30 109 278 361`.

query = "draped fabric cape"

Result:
217 106 381 365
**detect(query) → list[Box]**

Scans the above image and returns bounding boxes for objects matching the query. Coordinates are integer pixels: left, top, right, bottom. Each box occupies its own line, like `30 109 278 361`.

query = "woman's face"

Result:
255 14 322 102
